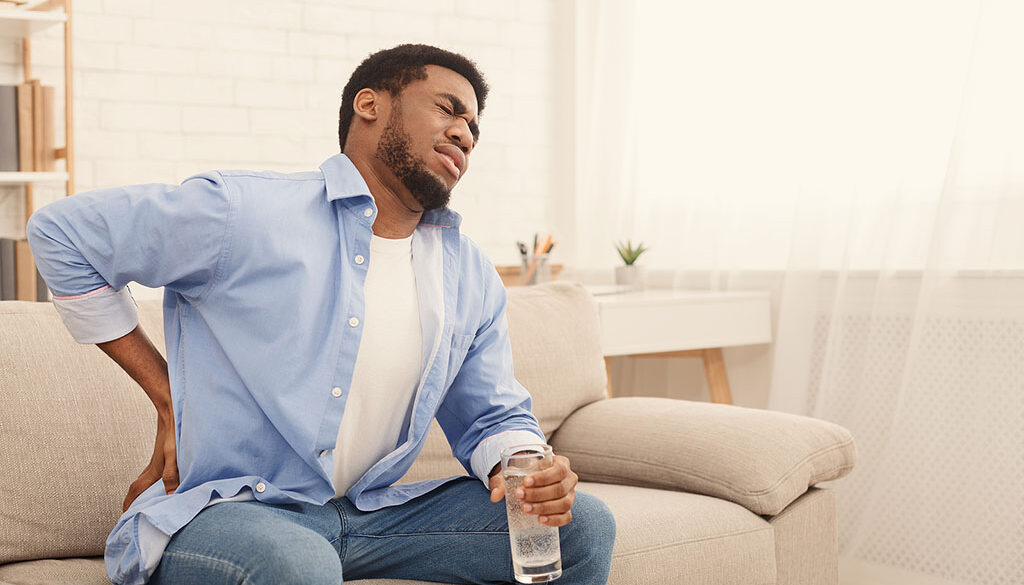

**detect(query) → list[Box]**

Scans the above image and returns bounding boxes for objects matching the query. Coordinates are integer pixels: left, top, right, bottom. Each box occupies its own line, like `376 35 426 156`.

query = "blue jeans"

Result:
148 477 615 585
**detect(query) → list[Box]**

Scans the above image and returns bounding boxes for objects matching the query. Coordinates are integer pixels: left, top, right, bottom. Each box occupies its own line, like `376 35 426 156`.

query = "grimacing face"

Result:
374 65 479 212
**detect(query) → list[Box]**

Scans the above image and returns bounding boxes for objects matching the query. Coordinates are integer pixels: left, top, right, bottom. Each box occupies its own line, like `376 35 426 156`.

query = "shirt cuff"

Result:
52 285 139 344
470 429 547 487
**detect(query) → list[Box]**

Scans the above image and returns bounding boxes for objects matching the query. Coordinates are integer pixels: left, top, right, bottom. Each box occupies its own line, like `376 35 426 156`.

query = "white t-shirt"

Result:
333 232 423 497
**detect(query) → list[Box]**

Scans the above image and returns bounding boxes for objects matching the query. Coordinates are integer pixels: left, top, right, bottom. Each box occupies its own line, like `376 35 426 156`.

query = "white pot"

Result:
614 265 646 290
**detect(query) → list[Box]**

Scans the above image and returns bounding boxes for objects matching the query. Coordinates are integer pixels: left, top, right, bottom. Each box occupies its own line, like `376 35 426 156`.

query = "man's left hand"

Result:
489 454 579 527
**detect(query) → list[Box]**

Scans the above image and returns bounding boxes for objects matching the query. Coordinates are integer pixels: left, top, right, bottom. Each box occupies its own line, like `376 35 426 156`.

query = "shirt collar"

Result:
320 153 372 201
319 153 462 230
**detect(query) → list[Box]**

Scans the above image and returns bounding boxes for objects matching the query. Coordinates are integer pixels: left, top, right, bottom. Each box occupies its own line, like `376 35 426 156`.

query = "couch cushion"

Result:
0 299 166 565
0 558 111 585
551 397 856 516
0 557 438 585
581 482 776 585
505 282 607 436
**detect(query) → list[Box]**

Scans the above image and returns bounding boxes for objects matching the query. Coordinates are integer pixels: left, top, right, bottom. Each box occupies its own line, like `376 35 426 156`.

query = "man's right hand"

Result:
95 325 180 512
123 409 178 511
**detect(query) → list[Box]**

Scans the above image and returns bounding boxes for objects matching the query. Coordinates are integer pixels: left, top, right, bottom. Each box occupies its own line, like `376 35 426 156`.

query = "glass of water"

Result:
501 444 562 583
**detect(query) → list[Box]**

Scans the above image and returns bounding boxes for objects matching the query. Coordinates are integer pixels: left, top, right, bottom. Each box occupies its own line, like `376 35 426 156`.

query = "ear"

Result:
353 88 380 122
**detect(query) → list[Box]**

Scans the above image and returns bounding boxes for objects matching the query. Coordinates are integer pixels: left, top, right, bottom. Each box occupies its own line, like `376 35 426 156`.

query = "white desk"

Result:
592 289 772 404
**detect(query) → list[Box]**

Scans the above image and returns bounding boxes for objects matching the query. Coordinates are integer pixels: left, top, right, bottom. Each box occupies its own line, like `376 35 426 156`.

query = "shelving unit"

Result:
1 0 74 225
0 7 66 37
0 171 68 183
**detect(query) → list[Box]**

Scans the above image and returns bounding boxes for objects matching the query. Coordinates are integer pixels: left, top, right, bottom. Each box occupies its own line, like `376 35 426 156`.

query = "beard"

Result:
375 108 452 212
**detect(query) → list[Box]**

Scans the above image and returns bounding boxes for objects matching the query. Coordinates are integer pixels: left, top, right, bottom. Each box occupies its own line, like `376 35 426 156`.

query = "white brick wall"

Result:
0 0 570 275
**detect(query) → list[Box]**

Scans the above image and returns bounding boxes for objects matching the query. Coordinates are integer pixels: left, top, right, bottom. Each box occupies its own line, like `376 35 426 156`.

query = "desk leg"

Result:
702 348 733 405
625 349 734 405
604 356 613 398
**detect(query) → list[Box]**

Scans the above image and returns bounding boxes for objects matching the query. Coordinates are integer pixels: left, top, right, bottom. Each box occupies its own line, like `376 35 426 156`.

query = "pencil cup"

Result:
521 254 551 286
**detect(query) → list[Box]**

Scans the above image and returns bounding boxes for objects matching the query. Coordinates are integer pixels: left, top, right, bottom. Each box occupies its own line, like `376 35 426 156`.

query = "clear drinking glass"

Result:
501 444 563 583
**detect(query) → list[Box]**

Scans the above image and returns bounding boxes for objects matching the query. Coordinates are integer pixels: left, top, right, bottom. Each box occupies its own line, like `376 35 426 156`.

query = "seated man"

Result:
28 44 615 585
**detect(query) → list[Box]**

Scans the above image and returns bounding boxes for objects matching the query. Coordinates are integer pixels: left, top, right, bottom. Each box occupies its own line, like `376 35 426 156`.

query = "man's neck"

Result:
344 151 422 239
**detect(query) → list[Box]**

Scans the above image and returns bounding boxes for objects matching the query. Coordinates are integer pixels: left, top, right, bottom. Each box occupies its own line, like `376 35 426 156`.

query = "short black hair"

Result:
338 44 489 151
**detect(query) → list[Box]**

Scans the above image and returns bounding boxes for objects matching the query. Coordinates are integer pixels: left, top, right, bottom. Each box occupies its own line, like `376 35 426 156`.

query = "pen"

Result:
524 234 554 284
539 234 552 256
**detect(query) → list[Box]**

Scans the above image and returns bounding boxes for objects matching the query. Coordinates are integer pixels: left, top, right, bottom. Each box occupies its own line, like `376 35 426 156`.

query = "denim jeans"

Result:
148 477 615 585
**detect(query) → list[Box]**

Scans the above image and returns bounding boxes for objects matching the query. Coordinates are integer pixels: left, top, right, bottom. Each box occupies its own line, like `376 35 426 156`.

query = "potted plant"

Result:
614 240 649 290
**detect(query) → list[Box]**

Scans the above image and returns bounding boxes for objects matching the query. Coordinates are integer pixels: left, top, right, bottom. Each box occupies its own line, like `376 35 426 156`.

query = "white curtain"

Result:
574 1 1024 584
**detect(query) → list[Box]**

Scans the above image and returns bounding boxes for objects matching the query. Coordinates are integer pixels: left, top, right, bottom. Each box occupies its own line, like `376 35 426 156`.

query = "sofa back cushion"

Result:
0 299 165 565
400 281 608 482
0 281 607 562
505 282 607 435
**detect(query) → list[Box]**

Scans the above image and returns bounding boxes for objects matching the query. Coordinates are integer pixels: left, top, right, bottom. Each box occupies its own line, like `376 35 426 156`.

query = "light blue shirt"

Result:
27 154 545 585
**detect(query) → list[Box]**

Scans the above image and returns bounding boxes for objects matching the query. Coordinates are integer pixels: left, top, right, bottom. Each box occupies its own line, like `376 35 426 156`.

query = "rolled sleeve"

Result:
27 172 234 344
51 285 138 344
470 429 547 486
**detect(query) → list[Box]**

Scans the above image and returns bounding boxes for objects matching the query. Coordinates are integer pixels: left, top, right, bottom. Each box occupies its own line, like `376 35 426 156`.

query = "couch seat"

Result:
0 483 776 585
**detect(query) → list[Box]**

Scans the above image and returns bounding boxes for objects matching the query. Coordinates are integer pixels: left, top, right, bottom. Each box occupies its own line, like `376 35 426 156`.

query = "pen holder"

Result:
521 254 552 286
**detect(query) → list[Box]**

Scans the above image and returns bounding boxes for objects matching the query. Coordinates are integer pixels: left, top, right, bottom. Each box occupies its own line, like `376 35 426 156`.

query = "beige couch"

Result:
0 281 855 585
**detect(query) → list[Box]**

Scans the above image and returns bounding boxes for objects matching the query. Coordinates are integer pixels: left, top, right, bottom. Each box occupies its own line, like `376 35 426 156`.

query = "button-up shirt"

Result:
27 154 545 585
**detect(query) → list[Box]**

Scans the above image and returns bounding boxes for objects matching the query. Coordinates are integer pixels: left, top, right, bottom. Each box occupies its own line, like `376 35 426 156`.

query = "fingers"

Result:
517 472 576 503
521 456 577 500
538 509 574 527
523 455 573 488
123 467 160 512
522 490 576 517
162 436 179 494
122 489 135 512
510 455 579 527
489 474 505 503
162 467 179 494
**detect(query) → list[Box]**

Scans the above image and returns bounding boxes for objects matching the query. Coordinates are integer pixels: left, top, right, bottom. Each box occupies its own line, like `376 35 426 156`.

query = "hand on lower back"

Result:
123 409 178 512
93 325 179 512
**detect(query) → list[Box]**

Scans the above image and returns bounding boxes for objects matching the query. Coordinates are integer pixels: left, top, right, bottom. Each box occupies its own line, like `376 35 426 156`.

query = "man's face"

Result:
374 65 479 211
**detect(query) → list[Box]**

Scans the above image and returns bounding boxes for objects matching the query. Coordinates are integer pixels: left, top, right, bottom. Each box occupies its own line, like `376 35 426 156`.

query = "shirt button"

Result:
363 208 373 218
319 449 328 457
354 254 365 265
331 387 342 397
255 482 266 493
348 317 359 327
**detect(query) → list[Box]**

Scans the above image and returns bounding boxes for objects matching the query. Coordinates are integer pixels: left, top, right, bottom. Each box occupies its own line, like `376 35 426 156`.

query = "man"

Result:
27 44 615 585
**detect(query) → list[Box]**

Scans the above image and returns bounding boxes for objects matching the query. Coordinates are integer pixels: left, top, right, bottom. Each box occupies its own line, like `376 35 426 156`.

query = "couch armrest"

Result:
548 397 856 516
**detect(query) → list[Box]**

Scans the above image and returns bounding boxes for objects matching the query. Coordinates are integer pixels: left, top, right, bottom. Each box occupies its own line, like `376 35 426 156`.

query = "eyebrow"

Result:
439 92 480 141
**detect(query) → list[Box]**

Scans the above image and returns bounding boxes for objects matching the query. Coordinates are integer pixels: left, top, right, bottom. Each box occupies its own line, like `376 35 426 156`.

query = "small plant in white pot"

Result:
614 240 649 290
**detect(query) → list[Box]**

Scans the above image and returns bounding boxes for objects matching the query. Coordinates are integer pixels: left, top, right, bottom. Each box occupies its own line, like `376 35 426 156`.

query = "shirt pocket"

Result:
445 333 476 389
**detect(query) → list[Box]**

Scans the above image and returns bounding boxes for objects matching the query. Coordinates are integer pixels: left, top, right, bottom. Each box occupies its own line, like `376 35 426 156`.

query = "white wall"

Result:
0 1 775 409
0 0 570 274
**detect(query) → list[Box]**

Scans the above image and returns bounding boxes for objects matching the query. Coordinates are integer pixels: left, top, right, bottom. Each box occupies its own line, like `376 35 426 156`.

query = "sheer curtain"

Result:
574 1 1024 584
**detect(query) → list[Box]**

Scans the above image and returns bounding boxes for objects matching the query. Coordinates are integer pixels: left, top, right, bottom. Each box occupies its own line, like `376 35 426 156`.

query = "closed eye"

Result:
437 96 479 143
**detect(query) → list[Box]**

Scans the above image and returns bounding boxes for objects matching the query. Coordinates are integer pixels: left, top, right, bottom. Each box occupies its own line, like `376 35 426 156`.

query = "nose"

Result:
446 119 474 155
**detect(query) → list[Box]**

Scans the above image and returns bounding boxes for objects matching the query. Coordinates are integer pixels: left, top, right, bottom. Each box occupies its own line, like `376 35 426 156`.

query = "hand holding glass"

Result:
501 444 562 583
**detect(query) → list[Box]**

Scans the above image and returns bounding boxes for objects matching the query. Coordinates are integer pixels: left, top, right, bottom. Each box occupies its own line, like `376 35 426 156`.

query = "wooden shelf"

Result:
0 171 68 183
0 10 66 38
4 0 74 228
